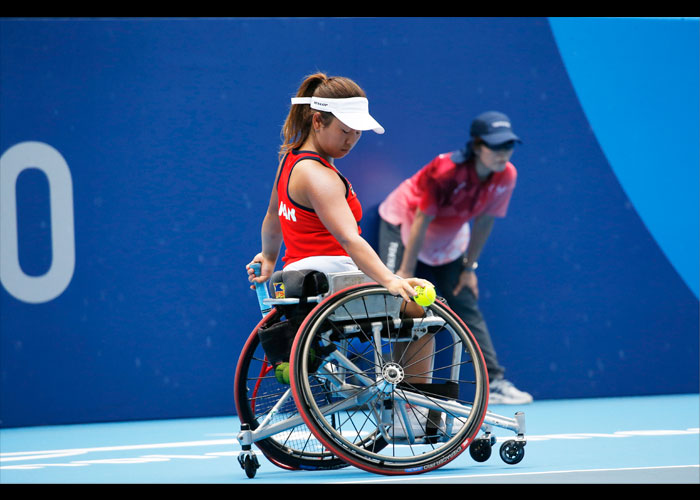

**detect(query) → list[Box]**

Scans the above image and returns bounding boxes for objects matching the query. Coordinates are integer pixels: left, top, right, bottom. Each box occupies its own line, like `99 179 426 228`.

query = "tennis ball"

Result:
413 285 436 307
275 362 290 385
274 348 317 385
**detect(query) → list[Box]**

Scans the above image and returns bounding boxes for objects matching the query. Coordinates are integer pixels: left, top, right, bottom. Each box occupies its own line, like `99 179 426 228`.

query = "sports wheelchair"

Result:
234 267 526 478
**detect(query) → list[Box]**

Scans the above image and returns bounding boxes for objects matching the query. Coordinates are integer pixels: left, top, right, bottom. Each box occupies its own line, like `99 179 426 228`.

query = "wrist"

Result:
462 257 478 272
383 276 402 290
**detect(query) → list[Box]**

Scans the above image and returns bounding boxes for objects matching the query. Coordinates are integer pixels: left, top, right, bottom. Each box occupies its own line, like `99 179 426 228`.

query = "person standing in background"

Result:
377 111 533 404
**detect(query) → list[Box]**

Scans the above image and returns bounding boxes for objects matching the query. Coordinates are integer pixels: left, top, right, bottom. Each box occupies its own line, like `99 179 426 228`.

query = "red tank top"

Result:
277 150 362 267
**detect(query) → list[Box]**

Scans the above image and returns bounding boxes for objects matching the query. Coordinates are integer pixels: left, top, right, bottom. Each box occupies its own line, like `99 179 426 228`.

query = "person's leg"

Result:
392 333 435 384
431 259 533 404
430 259 505 381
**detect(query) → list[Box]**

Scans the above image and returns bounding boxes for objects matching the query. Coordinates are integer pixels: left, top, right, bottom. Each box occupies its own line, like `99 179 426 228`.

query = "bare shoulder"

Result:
289 159 345 206
293 159 345 192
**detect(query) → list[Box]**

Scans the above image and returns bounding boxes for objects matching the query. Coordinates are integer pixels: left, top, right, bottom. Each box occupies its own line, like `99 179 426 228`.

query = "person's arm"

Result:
247 161 285 287
396 208 434 278
453 214 495 298
299 162 429 301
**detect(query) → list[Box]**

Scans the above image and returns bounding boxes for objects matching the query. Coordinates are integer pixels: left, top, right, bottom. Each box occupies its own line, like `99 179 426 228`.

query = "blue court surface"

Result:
1 393 698 484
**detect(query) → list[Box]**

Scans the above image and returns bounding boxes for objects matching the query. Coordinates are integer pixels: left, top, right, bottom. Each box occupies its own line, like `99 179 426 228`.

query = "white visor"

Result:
291 96 385 134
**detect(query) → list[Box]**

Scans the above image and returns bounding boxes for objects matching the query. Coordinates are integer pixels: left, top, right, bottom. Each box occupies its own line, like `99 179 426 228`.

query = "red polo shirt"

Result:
378 152 516 266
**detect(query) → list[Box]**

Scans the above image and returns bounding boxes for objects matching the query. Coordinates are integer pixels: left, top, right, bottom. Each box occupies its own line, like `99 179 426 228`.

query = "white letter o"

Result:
1 141 75 304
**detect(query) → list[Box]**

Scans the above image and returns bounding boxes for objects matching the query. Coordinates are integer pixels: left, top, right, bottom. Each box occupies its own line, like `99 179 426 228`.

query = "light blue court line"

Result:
1 394 698 484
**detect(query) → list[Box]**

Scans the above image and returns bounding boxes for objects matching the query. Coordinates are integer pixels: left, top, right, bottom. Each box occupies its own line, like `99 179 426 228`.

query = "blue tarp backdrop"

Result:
1 17 698 427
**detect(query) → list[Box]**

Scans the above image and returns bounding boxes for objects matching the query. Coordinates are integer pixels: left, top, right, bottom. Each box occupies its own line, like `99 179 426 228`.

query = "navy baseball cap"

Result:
470 111 522 146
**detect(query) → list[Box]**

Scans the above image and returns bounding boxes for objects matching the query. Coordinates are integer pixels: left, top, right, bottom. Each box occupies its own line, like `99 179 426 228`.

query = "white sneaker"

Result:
489 379 533 405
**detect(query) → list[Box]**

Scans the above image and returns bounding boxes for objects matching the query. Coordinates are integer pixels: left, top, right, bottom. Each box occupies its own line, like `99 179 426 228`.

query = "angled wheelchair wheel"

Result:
234 309 348 471
289 283 489 476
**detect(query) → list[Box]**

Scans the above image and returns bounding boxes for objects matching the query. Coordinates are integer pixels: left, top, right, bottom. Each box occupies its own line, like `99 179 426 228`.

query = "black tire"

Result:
243 454 259 478
469 437 492 462
499 440 525 465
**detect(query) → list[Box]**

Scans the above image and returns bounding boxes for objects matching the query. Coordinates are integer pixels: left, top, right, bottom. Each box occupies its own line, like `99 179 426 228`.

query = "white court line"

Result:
1 428 697 470
336 465 700 484
2 429 698 461
0 439 238 462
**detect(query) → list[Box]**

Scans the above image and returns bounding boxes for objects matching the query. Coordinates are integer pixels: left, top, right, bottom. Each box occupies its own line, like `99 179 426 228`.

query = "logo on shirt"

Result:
279 201 296 222
452 181 466 195
487 184 509 195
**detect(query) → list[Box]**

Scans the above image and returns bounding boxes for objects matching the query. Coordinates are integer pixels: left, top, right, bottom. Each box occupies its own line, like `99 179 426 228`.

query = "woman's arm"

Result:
296 162 428 301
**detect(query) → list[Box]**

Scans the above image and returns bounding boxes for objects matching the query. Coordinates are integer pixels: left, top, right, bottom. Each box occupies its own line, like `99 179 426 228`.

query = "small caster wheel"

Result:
243 454 260 478
238 452 260 479
499 439 525 465
469 438 492 462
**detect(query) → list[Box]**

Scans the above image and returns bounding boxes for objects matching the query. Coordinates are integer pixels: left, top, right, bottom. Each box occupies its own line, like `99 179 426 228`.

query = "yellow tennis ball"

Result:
275 362 290 385
414 285 436 306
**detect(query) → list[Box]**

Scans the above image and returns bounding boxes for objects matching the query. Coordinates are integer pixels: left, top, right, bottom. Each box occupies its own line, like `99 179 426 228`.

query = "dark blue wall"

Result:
1 17 697 427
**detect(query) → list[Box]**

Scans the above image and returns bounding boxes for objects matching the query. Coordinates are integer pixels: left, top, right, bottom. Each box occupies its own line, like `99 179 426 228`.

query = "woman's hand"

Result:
246 253 276 290
385 276 434 302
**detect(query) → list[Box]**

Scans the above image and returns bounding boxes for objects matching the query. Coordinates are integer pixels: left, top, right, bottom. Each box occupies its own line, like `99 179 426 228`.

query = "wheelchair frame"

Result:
235 270 527 478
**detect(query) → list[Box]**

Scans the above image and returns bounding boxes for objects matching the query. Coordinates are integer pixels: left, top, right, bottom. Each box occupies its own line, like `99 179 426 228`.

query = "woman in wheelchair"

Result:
236 73 524 478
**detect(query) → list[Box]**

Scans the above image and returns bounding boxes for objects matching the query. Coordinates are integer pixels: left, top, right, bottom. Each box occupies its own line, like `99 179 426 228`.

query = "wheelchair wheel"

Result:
289 283 489 475
234 309 348 471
